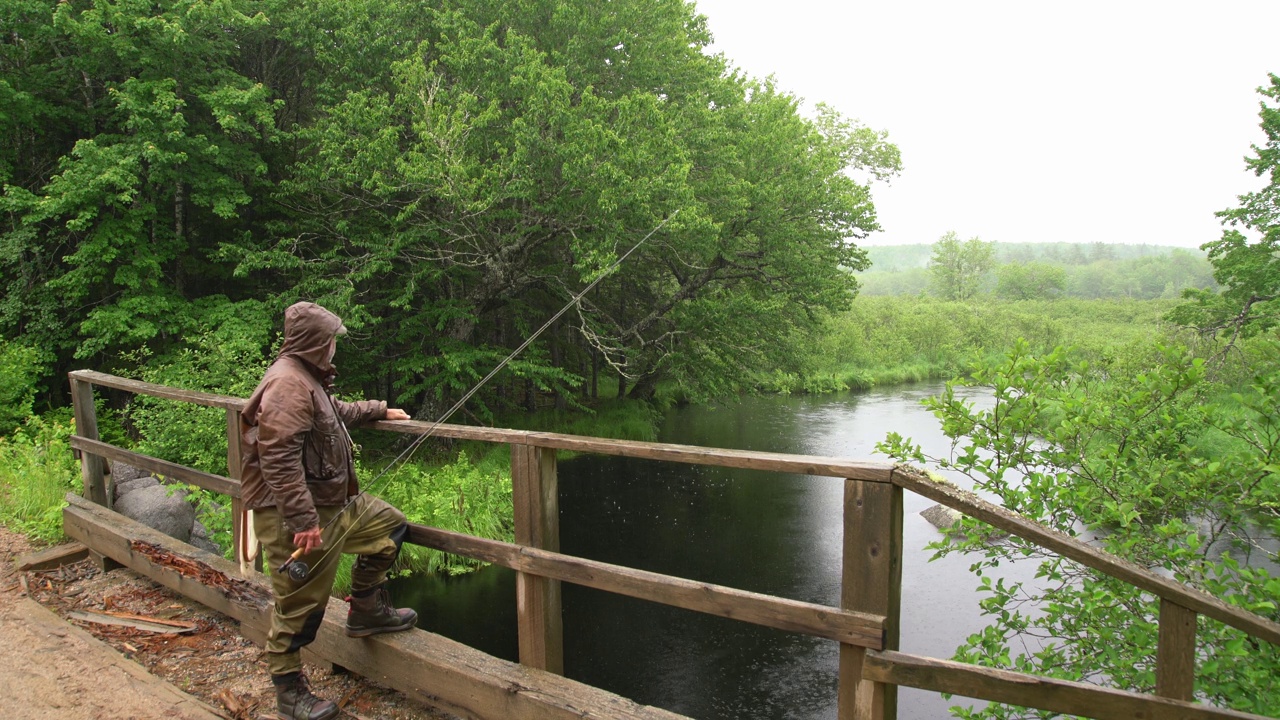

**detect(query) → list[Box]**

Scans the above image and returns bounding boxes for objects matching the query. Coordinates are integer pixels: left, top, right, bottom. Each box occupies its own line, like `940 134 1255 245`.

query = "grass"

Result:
0 415 80 545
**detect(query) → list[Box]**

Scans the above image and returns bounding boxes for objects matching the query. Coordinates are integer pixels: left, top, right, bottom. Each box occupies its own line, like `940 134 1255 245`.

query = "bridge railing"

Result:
67 369 1280 720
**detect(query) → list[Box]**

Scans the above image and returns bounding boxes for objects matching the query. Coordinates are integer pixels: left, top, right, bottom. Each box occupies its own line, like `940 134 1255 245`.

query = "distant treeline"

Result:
857 243 1216 300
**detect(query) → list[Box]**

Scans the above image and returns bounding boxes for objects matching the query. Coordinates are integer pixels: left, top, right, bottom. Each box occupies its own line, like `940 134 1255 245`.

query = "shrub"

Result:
0 415 80 544
0 342 41 434
379 451 514 576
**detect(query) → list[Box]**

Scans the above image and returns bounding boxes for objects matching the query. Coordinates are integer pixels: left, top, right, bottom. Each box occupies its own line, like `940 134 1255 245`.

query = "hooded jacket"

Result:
240 303 387 534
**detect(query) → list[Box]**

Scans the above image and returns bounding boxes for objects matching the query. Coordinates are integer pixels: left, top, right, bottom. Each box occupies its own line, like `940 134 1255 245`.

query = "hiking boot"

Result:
345 584 417 637
272 671 338 720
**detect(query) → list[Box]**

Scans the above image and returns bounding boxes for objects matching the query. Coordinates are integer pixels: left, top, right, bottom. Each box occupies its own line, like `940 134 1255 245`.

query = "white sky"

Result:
691 1 1280 247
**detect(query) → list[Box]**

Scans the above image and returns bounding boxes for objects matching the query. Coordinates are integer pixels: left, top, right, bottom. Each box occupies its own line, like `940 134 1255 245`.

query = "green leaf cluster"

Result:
378 450 513 576
0 414 80 544
879 339 1280 716
1170 74 1280 340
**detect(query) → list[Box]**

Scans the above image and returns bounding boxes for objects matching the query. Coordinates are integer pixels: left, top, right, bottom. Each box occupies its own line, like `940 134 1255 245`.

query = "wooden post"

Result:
839 479 902 720
70 376 108 507
226 409 256 574
511 443 564 675
1156 598 1197 701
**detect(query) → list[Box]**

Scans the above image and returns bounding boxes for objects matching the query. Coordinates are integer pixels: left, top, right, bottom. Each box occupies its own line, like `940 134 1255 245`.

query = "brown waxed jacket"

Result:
240 303 386 534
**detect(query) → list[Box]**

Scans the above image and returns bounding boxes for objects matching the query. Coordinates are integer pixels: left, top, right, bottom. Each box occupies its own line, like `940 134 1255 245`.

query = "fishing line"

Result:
278 210 681 580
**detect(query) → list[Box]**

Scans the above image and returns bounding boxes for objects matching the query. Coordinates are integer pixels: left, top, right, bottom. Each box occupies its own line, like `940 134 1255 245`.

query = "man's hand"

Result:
293 527 323 554
385 408 411 421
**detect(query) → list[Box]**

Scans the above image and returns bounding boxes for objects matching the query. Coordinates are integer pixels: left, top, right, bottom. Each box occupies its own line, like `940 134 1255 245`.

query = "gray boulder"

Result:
110 462 150 483
114 475 160 502
115 485 195 542
190 535 223 556
920 503 963 531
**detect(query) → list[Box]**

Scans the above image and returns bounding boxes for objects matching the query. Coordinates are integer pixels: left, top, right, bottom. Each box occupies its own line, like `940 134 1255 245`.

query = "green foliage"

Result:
378 451 514 576
0 340 41 433
1068 250 1215 300
1 0 279 378
127 299 273 474
3 0 901 421
810 296 1177 391
0 414 80 544
928 232 995 301
879 341 1280 717
1171 74 1280 340
995 262 1065 300
187 488 234 558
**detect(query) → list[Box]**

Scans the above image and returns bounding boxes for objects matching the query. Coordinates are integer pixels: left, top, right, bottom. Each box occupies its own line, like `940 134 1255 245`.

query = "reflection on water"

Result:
391 383 1045 719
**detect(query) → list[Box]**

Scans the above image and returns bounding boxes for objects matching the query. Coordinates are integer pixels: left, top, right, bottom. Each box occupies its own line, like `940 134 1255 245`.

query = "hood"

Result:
278 302 347 373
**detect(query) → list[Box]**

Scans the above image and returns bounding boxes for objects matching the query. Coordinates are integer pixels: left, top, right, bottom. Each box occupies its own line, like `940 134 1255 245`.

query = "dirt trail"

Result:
0 527 452 720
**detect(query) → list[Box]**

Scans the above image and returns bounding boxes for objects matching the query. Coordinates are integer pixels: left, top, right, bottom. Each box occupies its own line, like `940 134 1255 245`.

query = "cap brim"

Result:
336 323 348 336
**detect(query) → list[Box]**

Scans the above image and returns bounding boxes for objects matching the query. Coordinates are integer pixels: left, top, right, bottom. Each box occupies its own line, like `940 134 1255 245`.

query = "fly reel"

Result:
278 549 311 581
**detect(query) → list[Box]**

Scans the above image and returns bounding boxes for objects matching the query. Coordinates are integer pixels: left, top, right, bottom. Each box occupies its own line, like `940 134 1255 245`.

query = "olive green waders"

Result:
254 494 408 676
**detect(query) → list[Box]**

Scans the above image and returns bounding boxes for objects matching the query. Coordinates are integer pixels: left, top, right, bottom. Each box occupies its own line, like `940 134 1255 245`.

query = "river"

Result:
390 383 1044 719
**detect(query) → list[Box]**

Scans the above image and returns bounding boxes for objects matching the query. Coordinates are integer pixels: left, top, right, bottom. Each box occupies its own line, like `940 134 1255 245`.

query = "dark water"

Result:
391 384 1041 719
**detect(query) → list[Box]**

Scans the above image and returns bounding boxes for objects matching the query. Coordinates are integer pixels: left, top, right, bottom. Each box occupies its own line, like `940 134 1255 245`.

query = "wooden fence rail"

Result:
66 369 1280 720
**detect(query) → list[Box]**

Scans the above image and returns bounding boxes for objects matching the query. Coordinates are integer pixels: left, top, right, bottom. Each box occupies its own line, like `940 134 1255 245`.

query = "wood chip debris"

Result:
128 540 271 608
67 609 198 634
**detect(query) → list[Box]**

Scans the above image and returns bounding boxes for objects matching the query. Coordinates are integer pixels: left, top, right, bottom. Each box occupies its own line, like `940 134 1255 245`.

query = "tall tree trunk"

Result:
551 327 566 411
627 370 660 401
591 347 599 400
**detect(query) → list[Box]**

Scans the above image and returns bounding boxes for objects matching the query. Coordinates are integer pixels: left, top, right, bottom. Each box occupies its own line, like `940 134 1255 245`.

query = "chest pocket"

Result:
302 395 345 481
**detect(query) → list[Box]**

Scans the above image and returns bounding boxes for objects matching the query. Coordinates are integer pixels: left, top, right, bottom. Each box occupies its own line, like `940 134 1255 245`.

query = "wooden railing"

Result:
66 369 1280 720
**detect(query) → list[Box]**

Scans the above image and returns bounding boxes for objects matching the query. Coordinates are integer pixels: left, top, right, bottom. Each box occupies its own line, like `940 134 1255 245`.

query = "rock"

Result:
921 503 963 531
191 521 210 540
109 462 150 483
114 485 195 542
190 536 223 556
114 476 160 502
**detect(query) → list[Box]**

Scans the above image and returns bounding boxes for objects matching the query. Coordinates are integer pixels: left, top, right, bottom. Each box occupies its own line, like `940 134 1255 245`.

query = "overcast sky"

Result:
691 1 1280 248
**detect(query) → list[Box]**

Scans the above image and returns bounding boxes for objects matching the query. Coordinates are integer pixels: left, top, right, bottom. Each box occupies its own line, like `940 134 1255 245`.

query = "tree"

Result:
0 0 900 418
0 0 280 387
881 342 1280 718
234 0 900 413
1170 74 1280 343
994 261 1066 300
928 231 993 301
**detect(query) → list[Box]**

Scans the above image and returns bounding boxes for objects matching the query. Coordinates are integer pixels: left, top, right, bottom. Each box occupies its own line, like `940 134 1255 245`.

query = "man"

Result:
241 302 417 720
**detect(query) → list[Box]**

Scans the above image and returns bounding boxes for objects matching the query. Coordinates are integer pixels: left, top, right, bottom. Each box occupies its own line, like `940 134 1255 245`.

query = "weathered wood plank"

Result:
15 542 90 571
406 524 886 649
1157 599 1198 702
839 480 903 720
70 376 108 506
69 436 240 498
74 369 894 480
370 419 896 481
525 432 897 481
512 444 564 675
369 419 539 444
890 465 1280 647
862 649 1271 720
62 494 690 720
68 370 245 411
